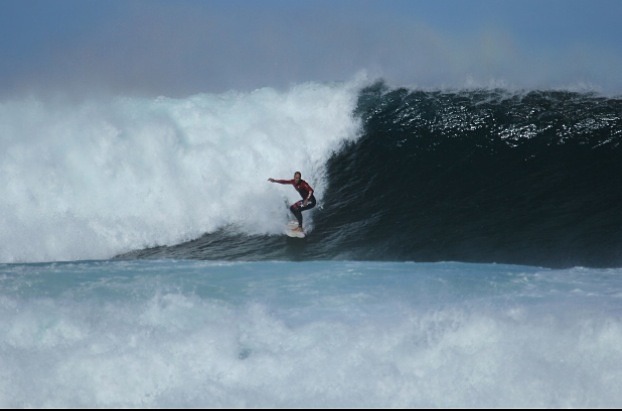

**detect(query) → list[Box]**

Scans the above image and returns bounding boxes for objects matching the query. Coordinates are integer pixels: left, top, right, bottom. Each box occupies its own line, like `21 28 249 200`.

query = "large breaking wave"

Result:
2 80 622 267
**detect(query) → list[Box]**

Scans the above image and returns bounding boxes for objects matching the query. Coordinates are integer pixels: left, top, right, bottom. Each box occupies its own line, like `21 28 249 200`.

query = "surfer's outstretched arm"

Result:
268 178 293 185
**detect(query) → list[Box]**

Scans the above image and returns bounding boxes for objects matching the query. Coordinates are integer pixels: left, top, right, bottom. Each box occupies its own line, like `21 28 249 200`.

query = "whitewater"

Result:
2 259 622 408
2 80 622 408
0 82 361 263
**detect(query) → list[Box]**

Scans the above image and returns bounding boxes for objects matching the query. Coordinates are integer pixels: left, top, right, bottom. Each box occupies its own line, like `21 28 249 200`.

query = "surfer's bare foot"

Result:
293 226 304 232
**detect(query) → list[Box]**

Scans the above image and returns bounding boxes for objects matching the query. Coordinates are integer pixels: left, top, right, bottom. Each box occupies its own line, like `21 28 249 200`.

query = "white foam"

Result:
0 82 362 263
1 260 622 408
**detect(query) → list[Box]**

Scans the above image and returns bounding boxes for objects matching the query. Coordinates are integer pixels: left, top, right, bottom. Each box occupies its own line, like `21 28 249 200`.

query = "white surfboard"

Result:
285 221 306 238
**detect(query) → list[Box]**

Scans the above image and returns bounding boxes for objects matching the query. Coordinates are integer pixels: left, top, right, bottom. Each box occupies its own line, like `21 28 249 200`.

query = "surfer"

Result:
268 171 316 232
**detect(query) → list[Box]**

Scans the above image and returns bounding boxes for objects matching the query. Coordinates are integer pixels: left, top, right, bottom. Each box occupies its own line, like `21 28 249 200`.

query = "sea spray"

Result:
0 82 362 263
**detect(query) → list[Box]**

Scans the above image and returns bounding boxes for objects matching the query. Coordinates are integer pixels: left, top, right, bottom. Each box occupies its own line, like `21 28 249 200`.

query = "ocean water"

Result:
2 259 622 408
1 80 622 407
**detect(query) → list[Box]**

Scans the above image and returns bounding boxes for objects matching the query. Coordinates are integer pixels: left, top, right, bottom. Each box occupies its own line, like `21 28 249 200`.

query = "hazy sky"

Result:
1 0 621 97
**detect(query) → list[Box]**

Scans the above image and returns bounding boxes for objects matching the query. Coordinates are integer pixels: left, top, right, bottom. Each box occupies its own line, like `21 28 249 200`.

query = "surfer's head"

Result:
294 171 301 183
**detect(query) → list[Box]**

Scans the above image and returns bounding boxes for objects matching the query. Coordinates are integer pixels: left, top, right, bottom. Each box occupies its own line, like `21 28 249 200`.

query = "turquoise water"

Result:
2 259 621 408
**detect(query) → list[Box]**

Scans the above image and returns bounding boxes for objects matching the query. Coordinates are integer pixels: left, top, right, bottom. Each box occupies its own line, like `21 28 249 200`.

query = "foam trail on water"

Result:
0 82 362 263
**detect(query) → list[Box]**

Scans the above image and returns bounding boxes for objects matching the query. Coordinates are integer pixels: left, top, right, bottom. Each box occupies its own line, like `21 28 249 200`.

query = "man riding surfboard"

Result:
268 171 316 233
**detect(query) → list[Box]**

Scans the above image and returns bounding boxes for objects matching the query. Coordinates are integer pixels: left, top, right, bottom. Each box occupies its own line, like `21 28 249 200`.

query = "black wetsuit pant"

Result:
290 196 316 228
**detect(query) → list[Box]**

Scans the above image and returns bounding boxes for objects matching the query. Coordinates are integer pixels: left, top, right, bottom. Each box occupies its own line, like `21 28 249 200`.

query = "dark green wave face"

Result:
123 83 622 268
